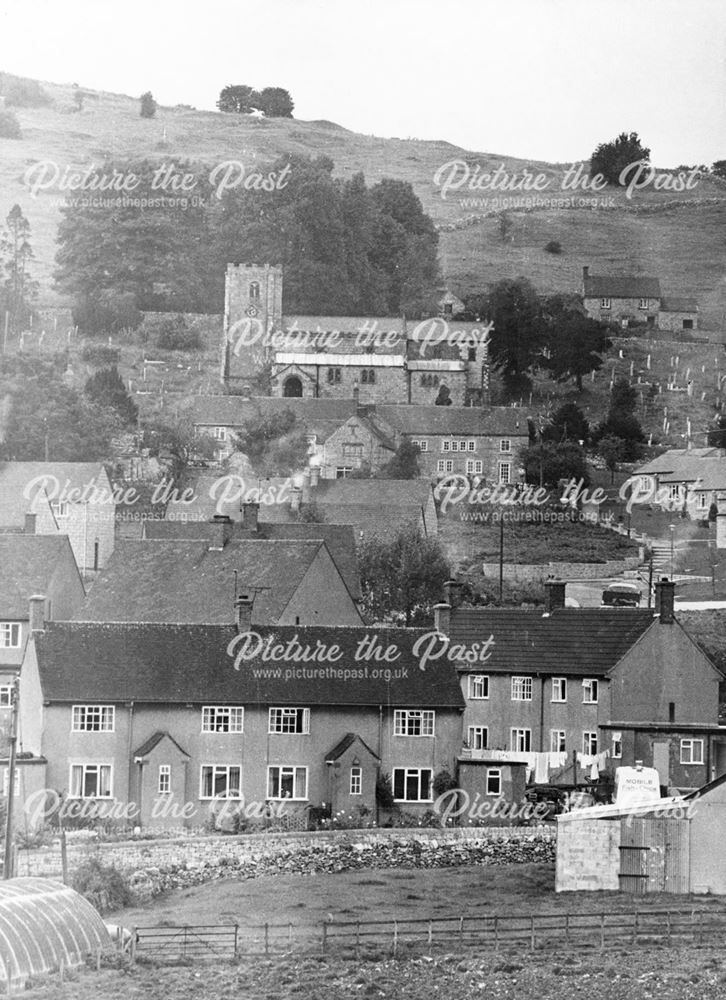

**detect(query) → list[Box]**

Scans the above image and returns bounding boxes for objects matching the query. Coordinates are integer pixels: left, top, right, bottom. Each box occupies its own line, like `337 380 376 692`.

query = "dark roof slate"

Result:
583 275 661 299
0 535 77 618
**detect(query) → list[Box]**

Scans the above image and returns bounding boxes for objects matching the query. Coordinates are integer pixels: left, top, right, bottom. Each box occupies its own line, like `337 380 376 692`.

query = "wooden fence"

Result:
131 906 726 961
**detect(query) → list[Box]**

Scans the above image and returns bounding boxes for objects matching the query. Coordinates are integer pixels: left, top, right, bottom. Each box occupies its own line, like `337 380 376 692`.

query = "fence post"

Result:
600 913 605 950
632 910 638 945
530 914 535 951
322 920 328 955
494 916 499 951
428 919 433 955
356 922 361 959
264 923 269 957
130 927 137 964
393 920 398 957
459 916 464 947
234 923 239 958
666 910 671 944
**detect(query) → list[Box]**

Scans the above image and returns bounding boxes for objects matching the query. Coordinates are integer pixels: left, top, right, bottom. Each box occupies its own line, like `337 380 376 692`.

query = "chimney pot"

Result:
654 576 675 624
234 592 254 632
209 514 233 550
241 501 259 533
29 594 46 633
24 512 37 535
443 579 463 609
544 578 567 612
433 602 451 635
290 487 302 513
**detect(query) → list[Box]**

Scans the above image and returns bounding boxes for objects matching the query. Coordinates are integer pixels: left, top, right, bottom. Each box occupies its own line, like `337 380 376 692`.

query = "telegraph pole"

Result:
3 676 19 879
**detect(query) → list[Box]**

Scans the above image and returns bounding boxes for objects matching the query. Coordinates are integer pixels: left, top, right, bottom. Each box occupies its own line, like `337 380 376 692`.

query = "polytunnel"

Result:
0 877 112 991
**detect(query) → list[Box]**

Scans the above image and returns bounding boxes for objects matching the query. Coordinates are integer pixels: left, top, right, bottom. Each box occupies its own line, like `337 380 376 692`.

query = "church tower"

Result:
221 263 283 386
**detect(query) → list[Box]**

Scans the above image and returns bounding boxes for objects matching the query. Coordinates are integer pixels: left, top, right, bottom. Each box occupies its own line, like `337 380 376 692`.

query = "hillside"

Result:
2 75 726 326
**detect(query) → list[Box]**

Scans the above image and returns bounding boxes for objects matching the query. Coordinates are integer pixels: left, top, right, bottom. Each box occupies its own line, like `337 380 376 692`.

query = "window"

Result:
611 731 622 759
550 730 567 753
327 368 341 384
268 765 307 799
421 373 439 387
680 739 704 765
360 369 375 384
411 439 428 452
269 707 310 734
437 460 454 474
350 767 362 795
683 319 694 331
336 467 353 478
499 439 511 453
158 765 171 795
0 624 21 649
342 443 364 459
202 706 244 734
511 676 532 701
638 298 649 310
600 297 611 309
392 767 432 802
72 705 115 732
583 731 598 755
511 728 531 752
249 281 260 300
2 768 19 798
214 449 226 464
394 710 435 737
468 675 489 700
466 460 483 475
669 484 681 502
582 679 599 704
212 426 227 441
70 763 112 798
467 440 476 452
551 678 567 703
200 764 241 799
51 501 69 518
486 768 501 795
0 686 12 708
442 440 451 452
697 493 708 510
498 463 511 484
468 726 489 750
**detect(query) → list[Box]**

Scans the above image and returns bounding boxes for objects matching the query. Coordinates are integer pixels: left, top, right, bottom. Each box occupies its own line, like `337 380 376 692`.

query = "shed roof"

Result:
0 878 110 988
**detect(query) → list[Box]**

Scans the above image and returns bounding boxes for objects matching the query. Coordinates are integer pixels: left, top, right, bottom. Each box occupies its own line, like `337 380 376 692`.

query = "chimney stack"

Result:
24 512 37 535
310 465 320 488
241 501 259 533
29 594 46 633
443 579 464 610
545 578 567 613
301 468 312 505
654 577 675 624
209 514 233 551
290 487 302 514
433 602 451 635
234 592 254 632
582 265 589 281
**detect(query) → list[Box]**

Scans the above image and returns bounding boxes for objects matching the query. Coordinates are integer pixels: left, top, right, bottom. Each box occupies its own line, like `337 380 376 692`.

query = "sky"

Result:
1 0 724 166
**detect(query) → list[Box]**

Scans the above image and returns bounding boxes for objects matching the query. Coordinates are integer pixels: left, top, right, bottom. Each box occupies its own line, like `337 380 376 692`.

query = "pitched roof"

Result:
310 479 434 540
36 622 466 708
0 462 108 526
635 449 724 481
326 732 380 762
185 396 356 440
134 731 190 758
74 538 332 624
0 535 78 618
143 519 361 599
660 296 698 313
448 607 656 675
583 274 661 299
377 405 528 437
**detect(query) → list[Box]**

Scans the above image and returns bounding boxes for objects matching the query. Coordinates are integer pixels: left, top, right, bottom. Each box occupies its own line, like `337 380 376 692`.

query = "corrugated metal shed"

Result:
0 878 111 991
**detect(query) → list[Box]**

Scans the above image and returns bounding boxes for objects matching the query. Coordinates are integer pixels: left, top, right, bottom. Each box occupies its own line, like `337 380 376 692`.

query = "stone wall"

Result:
17 826 556 902
480 556 641 582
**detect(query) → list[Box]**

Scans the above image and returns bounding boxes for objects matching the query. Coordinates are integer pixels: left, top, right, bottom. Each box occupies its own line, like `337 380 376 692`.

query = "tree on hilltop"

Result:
590 132 650 186
217 85 258 113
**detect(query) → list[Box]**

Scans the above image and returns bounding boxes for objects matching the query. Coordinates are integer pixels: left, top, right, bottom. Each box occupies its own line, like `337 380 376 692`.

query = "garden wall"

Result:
17 827 556 902
481 556 642 582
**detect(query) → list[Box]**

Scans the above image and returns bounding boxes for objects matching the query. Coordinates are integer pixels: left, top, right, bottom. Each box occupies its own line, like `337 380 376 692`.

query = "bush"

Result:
80 343 121 366
71 856 133 913
154 314 202 350
73 292 142 336
376 772 394 810
140 91 157 119
0 109 21 138
544 240 562 254
0 74 52 108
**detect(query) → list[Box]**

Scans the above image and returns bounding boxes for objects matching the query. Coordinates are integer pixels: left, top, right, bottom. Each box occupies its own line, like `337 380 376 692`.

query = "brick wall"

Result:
555 817 620 891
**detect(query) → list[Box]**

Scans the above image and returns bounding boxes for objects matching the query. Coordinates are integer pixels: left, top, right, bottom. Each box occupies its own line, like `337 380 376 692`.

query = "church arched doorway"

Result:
283 376 303 398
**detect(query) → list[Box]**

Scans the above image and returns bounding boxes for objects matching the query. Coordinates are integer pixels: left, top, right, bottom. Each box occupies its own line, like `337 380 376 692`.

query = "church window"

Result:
327 368 342 384
249 281 260 301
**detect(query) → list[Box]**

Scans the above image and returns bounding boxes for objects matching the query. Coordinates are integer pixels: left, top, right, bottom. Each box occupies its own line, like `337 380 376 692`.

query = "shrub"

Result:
0 109 21 139
140 91 157 119
376 772 394 810
80 343 121 366
71 856 133 913
155 314 202 350
544 240 562 254
0 74 52 108
73 292 142 336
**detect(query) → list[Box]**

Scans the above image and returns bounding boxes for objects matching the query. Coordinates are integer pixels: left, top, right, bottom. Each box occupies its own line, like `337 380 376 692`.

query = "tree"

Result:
216 85 258 113
377 440 421 479
520 440 590 489
543 402 590 444
72 291 142 336
143 417 216 483
233 407 310 477
707 414 726 448
357 522 451 626
84 367 138 427
541 295 611 390
140 91 157 118
590 132 651 186
711 160 726 180
256 87 294 118
598 434 626 484
593 379 646 461
0 204 38 333
610 376 638 414
482 278 545 398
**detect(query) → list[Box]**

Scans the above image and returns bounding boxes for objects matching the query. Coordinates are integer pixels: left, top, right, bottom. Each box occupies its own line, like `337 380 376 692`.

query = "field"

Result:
20 863 726 998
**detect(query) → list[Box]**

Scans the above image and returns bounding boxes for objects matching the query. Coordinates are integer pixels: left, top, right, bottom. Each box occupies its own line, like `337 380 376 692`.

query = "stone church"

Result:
221 263 491 406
